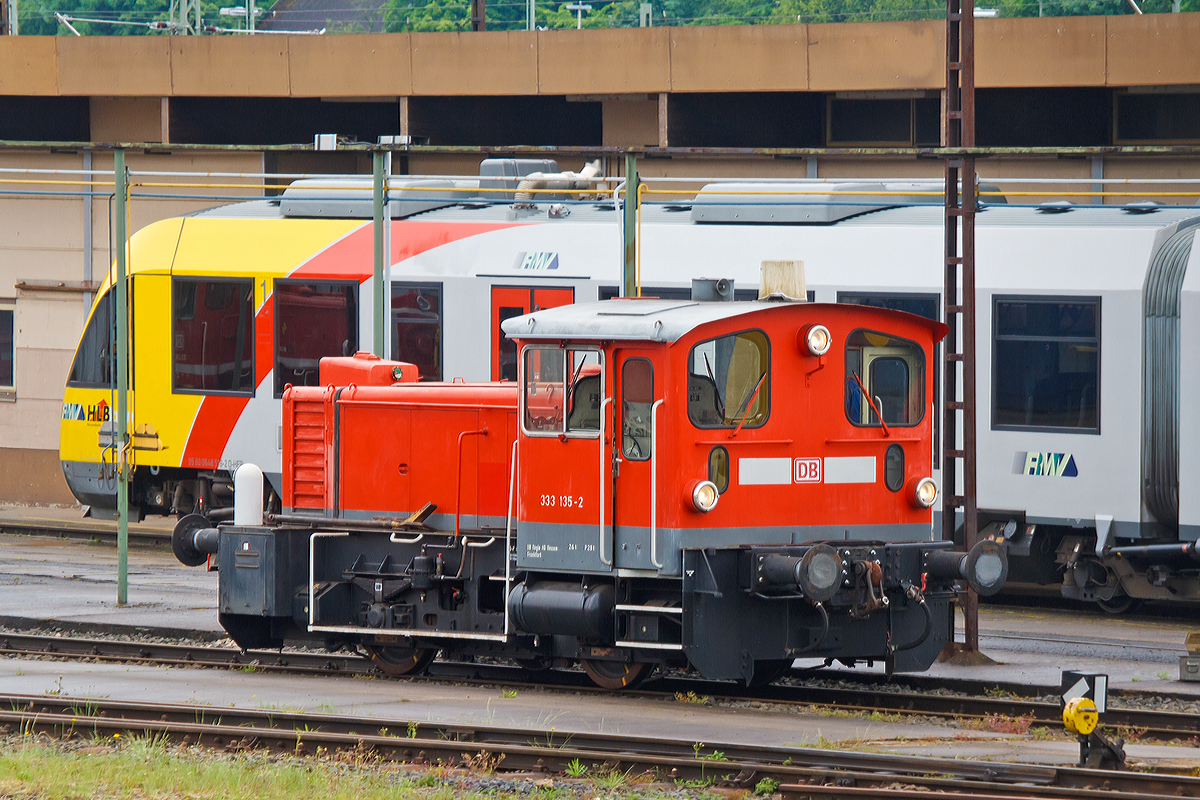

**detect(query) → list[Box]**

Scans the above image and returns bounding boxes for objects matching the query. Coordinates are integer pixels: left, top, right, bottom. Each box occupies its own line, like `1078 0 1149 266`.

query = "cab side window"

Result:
687 330 770 429
845 330 925 426
522 346 602 436
621 359 653 460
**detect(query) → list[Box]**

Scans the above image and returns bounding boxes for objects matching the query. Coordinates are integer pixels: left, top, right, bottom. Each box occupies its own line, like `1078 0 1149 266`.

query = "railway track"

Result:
3 631 1199 744
0 516 172 547
2 692 1198 800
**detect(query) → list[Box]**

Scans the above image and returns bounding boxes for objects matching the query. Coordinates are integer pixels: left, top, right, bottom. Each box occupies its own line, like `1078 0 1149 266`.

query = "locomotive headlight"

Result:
909 476 938 509
686 479 719 513
802 324 832 357
798 544 841 602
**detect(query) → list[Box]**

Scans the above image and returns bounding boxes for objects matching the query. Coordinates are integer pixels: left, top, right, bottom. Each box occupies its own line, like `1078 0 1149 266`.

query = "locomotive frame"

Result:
183 296 1010 686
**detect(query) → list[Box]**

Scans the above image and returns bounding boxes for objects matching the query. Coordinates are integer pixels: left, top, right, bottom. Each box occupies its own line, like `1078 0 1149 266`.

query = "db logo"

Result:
794 458 822 484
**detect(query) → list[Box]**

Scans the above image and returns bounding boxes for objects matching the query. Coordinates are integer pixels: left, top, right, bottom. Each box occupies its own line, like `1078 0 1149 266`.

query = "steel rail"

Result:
2 632 1198 743
3 693 1199 799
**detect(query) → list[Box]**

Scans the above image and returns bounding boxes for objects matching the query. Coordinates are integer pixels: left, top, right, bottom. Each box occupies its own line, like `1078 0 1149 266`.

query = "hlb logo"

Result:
794 458 822 483
1014 451 1078 477
87 399 111 423
513 251 560 271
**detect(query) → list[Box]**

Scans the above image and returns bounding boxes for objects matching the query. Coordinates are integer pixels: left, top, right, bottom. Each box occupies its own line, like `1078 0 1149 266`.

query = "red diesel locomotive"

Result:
174 291 1008 687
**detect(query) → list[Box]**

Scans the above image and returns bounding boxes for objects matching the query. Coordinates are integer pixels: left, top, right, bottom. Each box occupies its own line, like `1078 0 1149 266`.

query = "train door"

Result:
492 287 574 382
516 343 611 572
612 352 658 570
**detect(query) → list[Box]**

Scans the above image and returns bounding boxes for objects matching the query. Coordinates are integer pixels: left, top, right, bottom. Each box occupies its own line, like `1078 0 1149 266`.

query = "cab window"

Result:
522 345 602 437
845 330 925 427
687 330 770 429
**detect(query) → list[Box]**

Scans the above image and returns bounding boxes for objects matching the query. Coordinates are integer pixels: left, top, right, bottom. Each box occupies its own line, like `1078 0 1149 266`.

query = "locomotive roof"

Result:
191 198 1200 230
501 299 944 343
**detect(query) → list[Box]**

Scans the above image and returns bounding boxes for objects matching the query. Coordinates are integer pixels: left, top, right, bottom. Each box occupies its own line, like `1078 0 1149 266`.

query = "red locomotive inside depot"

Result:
175 288 1008 687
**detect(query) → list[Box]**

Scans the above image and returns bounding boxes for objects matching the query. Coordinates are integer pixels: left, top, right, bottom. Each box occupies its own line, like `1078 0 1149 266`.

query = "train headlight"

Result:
798 544 841 602
802 324 832 357
686 479 719 513
909 476 938 509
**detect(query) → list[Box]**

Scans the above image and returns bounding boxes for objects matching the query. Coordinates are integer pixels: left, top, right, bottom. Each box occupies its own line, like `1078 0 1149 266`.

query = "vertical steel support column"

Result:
115 149 129 606
372 151 386 357
623 152 639 298
943 0 979 656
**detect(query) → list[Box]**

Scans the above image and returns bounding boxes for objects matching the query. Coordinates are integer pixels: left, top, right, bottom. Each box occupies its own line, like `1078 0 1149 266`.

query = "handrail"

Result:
504 439 517 637
649 398 665 570
599 397 613 567
455 427 489 537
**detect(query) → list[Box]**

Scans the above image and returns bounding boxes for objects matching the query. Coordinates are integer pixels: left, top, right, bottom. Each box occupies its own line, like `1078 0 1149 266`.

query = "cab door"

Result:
492 287 574 381
612 352 659 571
515 344 612 573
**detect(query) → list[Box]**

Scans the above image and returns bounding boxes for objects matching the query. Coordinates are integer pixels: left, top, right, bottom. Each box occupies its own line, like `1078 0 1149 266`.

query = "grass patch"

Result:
0 736 504 800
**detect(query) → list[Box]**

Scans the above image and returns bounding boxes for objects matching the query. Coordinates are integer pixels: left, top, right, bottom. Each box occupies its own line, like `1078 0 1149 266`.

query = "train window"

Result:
838 292 940 451
274 280 358 397
845 330 925 427
172 278 255 395
621 359 654 460
687 330 770 429
993 297 1099 433
68 289 115 388
392 283 442 381
523 346 564 434
522 346 603 437
708 446 730 493
0 300 13 396
566 350 602 434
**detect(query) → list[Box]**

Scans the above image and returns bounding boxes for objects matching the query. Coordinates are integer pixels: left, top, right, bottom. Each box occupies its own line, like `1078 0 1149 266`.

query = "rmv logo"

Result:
1014 451 1078 478
513 251 560 271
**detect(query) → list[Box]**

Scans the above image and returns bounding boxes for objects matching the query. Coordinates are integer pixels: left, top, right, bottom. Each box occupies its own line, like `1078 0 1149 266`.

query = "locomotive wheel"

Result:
1096 592 1142 615
515 656 555 673
365 645 437 677
581 658 653 690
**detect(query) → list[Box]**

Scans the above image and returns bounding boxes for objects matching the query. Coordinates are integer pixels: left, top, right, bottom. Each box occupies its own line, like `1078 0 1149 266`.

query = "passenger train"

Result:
60 159 1200 613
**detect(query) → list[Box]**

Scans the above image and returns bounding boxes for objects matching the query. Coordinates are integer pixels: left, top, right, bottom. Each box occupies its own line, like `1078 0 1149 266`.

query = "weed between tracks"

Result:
0 734 751 800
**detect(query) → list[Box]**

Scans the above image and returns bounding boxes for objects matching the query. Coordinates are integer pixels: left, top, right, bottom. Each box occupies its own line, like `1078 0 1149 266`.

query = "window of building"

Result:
522 345 603 437
827 96 940 147
68 289 115 388
1116 93 1200 144
0 300 14 397
993 297 1099 433
172 278 255 395
392 282 442 381
274 280 358 397
687 330 770 429
845 330 925 427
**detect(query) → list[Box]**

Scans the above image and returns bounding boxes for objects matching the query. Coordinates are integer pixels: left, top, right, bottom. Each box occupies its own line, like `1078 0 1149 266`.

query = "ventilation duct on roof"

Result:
689 181 1005 224
279 177 469 219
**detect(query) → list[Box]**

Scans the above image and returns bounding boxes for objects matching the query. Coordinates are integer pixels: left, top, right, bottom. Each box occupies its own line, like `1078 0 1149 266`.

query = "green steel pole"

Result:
372 151 386 357
622 152 638 297
114 149 129 606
